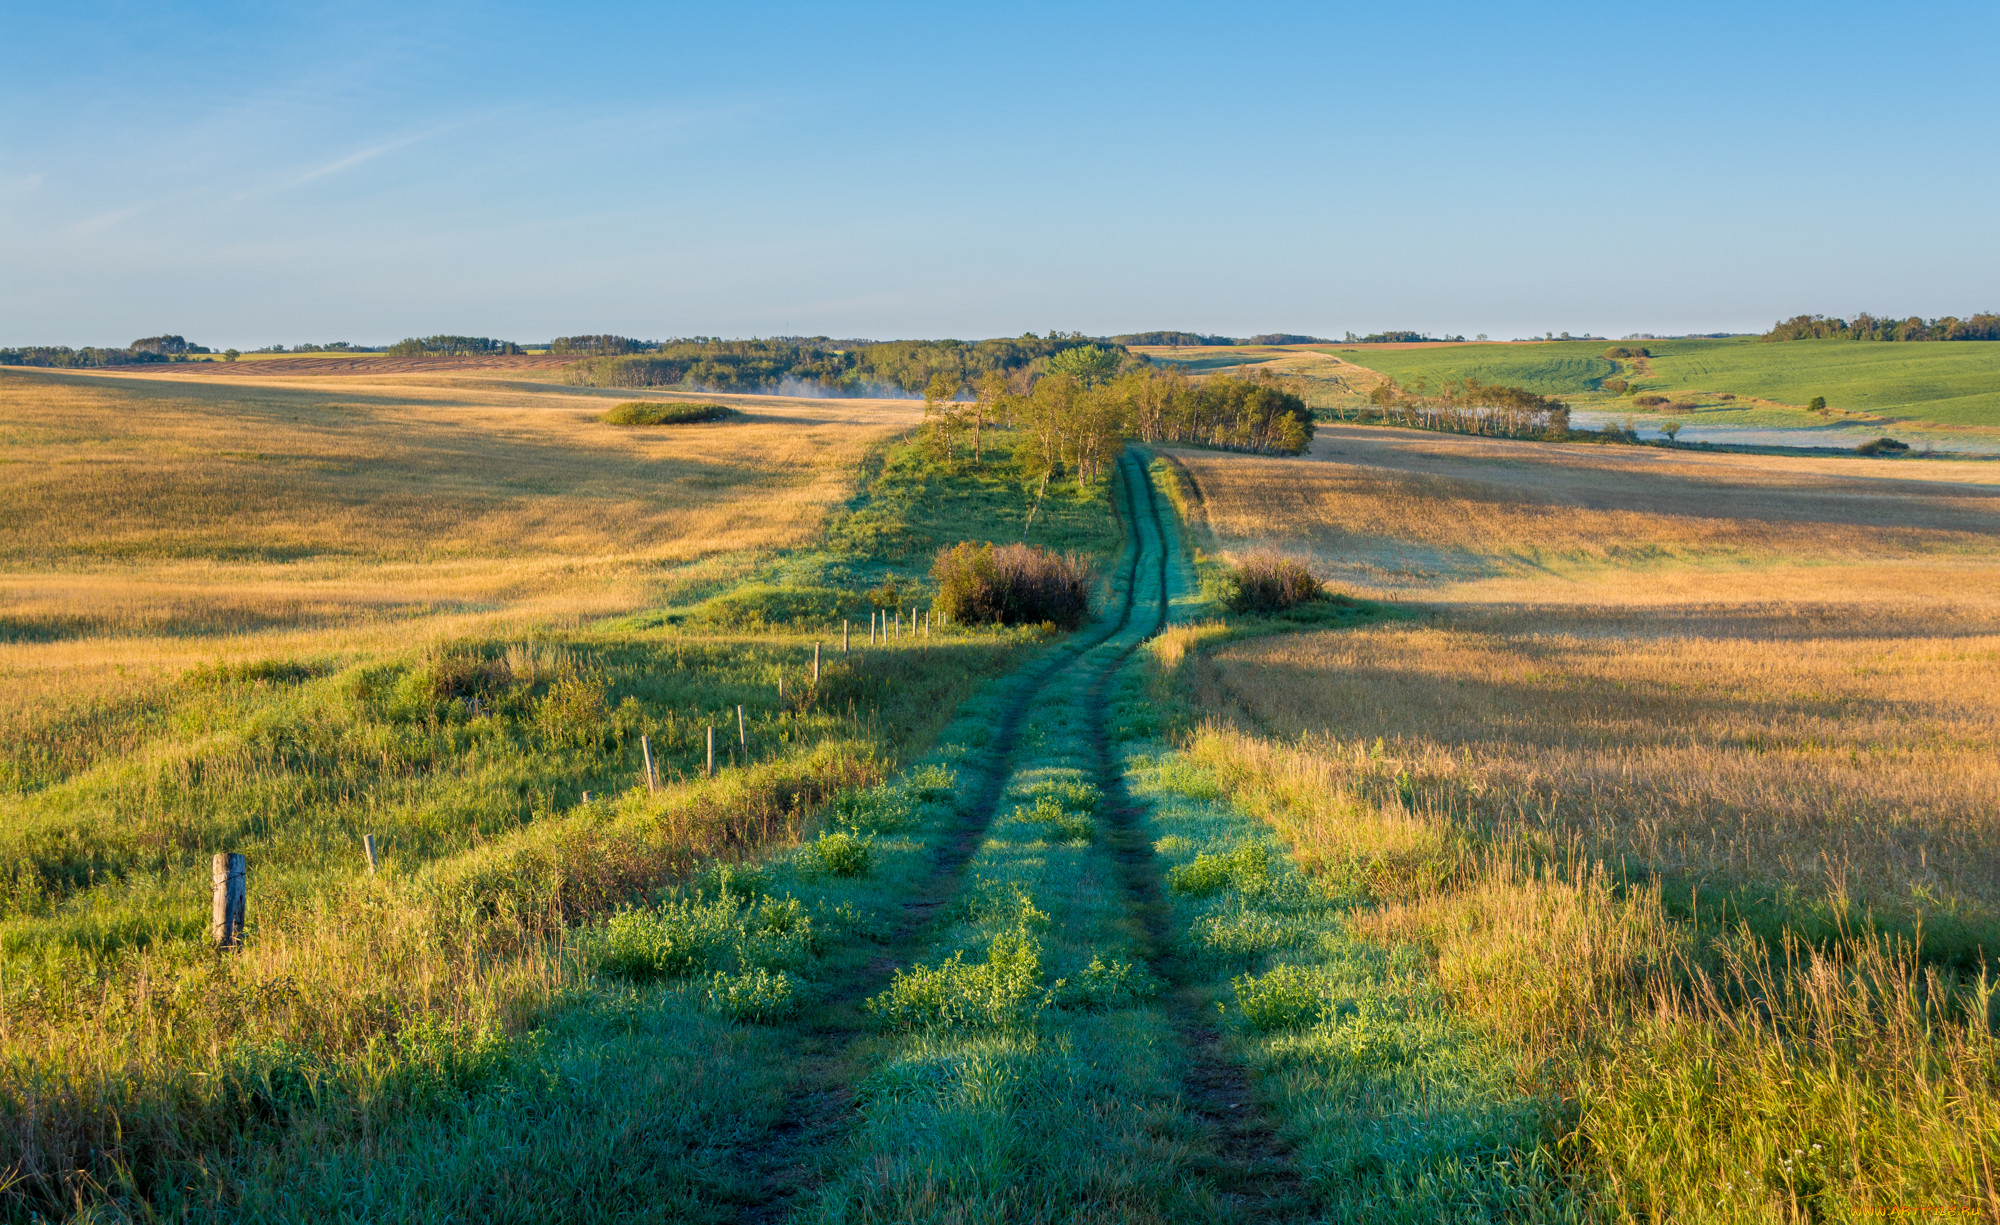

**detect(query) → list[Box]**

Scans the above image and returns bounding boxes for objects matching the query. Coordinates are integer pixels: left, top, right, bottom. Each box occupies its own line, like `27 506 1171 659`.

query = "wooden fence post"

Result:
843 619 849 653
641 734 657 793
814 643 820 684
706 726 715 777
362 834 378 875
738 704 746 748
211 852 246 949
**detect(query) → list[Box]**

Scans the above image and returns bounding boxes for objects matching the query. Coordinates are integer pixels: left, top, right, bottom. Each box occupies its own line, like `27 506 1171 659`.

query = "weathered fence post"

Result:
362 834 378 875
706 726 715 777
814 643 821 684
843 619 849 653
738 704 746 748
641 734 657 793
211 852 246 949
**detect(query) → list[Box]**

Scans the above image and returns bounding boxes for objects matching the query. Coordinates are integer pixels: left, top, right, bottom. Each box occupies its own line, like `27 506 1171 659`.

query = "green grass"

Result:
0 427 1122 1219
1329 337 2000 428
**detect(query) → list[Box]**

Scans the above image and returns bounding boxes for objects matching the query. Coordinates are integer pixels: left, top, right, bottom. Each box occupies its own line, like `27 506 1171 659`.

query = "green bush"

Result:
1057 955 1161 1011
1168 842 1270 897
1025 777 1099 813
905 763 957 803
691 584 864 629
583 891 816 980
1857 436 1910 456
1229 554 1325 613
601 401 737 426
805 830 874 877
1231 963 1332 1032
1600 377 1630 394
865 927 1050 1030
1808 395 1828 412
832 785 919 834
704 967 803 1023
932 541 1093 629
1019 796 1093 844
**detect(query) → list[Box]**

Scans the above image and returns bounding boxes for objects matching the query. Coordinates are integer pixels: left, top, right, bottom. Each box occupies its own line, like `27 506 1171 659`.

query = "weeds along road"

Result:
754 450 1308 1223
738 447 1162 1220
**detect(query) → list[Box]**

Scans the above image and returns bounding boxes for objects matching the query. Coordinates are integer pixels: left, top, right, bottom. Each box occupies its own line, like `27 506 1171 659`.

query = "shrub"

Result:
704 967 802 1023
832 785 919 834
1229 553 1324 613
1168 842 1271 897
805 830 874 876
1601 377 1630 394
534 673 607 748
1808 395 1828 412
601 401 736 425
582 891 816 979
1057 954 1162 1011
1660 400 1696 414
1632 394 1670 408
1019 796 1093 844
584 898 742 980
865 927 1050 1030
932 542 1094 629
1232 963 1332 1032
1856 437 1911 456
904 764 957 803
1025 777 1099 813
692 584 862 628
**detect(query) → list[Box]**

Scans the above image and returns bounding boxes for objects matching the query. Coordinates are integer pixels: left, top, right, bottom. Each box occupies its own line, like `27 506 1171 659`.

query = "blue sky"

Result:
4 1 1996 347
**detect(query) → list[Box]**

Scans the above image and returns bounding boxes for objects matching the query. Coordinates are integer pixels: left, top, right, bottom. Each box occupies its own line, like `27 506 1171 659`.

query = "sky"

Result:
4 1 1997 347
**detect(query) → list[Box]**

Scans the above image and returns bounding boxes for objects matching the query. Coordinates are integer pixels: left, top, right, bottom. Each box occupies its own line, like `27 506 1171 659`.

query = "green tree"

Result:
923 372 965 461
222 349 239 363
1808 396 1828 412
1659 419 1682 445
1044 344 1119 387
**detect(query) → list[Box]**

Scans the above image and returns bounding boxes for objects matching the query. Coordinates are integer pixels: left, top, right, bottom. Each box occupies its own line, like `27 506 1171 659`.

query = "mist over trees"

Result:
1763 313 2000 342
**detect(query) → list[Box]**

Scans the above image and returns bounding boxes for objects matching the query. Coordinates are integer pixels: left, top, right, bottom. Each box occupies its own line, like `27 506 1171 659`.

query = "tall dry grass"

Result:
1164 426 2000 1215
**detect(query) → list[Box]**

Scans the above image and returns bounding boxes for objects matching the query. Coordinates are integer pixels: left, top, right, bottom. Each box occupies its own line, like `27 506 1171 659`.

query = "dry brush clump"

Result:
930 542 1094 629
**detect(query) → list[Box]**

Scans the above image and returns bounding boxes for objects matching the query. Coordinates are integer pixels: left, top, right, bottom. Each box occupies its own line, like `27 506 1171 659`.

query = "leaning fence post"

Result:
706 726 715 777
738 704 746 748
211 852 246 949
641 734 657 793
814 642 820 684
362 834 378 875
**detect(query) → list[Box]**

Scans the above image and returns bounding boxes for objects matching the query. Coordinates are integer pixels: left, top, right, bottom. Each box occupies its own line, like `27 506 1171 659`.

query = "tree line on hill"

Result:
384 335 525 356
1107 331 1333 347
0 334 213 367
560 334 1114 396
918 360 1315 498
1355 377 1571 440
1763 313 2000 342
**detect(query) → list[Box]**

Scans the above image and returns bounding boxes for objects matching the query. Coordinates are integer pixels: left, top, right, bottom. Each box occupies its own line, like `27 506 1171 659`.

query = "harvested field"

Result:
0 364 920 751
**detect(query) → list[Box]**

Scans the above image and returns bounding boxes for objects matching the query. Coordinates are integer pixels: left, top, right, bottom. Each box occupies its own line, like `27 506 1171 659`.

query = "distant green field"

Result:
1324 342 1616 395
1328 338 2000 428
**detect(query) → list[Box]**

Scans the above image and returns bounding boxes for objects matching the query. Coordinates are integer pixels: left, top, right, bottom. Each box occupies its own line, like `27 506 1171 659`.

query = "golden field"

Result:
0 364 919 740
1157 426 2000 1216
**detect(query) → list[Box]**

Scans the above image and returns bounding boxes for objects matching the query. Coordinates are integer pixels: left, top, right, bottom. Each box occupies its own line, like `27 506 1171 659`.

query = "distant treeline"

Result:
1108 331 1332 347
1357 377 1570 440
0 334 212 367
562 334 1113 395
1763 313 2000 342
1342 330 1467 344
385 335 525 356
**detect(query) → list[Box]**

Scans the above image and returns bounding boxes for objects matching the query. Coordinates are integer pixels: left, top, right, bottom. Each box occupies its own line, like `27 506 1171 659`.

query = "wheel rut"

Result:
735 455 1152 1224
1084 452 1309 1220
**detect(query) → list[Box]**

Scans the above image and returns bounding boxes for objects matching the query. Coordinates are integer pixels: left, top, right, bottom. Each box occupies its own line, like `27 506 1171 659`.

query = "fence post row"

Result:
211 852 247 949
